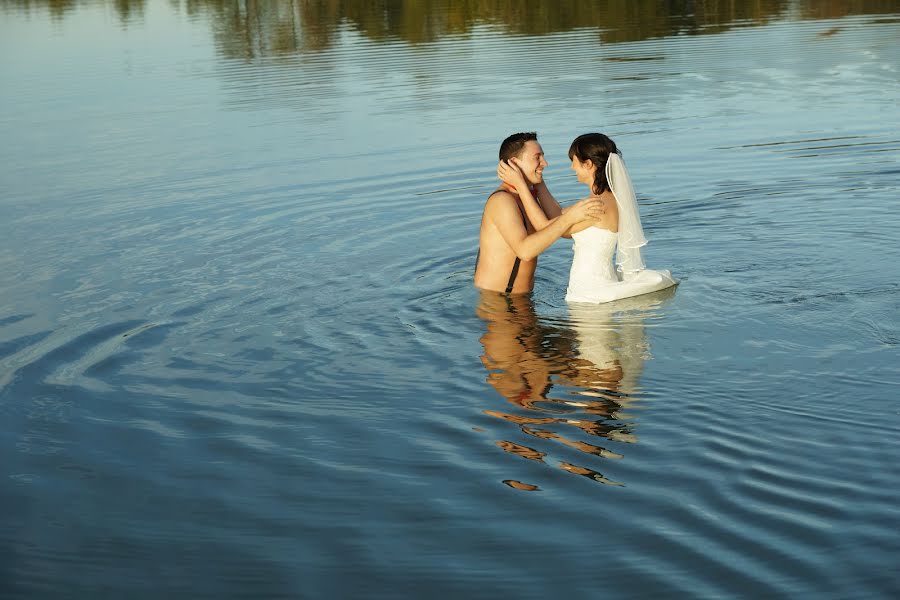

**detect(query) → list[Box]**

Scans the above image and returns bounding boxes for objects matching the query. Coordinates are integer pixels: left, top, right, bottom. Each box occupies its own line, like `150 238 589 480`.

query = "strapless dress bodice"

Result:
569 227 619 283
566 227 677 304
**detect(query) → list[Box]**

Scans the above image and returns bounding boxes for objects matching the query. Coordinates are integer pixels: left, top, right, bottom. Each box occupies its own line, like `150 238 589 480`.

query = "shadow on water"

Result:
7 0 900 47
476 286 676 491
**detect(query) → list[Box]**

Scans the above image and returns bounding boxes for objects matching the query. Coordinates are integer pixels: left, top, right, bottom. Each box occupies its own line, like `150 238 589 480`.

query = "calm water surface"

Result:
2 1 900 597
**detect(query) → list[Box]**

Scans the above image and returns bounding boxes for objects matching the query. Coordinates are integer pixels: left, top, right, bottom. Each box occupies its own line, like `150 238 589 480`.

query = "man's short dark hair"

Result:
499 132 538 162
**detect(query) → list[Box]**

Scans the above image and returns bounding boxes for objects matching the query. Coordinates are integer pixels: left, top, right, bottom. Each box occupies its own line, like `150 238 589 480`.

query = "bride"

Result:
498 132 677 304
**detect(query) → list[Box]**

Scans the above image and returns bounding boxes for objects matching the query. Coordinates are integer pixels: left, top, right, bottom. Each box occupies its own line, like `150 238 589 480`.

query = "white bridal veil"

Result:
605 153 647 279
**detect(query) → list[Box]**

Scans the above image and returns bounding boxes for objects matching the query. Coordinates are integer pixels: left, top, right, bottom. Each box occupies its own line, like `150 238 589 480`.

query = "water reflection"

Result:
477 288 675 490
7 0 900 50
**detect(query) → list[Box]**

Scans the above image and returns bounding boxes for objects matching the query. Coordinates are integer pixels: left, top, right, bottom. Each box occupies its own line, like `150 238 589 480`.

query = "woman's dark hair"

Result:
499 132 538 162
567 133 620 195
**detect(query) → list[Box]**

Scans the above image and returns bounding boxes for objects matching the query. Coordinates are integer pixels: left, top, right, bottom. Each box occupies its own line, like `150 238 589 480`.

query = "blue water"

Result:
2 1 900 597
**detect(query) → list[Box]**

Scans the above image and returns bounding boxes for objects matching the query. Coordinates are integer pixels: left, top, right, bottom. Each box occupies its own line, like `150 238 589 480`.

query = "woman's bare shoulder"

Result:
577 191 618 233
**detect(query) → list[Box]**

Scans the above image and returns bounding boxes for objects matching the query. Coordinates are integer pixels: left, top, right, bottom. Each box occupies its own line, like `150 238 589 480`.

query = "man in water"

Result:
474 132 604 294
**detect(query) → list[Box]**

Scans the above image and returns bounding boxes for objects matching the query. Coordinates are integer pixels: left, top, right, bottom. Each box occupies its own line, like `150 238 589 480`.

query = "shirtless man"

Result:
474 132 604 294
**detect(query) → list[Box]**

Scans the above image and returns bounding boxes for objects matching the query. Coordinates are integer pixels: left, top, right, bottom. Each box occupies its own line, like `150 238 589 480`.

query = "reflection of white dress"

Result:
565 228 677 304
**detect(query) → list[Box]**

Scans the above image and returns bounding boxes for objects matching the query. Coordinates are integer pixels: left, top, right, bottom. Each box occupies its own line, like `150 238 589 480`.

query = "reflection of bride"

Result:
476 286 675 488
499 132 677 304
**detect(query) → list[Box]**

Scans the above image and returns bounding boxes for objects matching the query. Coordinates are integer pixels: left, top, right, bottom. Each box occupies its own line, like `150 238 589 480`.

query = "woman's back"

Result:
567 190 618 236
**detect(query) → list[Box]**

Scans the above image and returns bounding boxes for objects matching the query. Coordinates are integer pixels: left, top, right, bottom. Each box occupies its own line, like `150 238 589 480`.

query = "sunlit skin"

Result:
474 140 605 294
497 152 619 239
512 140 548 185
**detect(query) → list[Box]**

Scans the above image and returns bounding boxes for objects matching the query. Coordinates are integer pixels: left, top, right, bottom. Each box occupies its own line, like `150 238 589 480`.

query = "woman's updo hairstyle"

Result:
567 133 620 195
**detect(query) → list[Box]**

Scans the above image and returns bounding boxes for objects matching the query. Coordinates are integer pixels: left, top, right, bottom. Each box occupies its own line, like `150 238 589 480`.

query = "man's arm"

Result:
538 183 588 234
488 192 603 261
497 161 603 237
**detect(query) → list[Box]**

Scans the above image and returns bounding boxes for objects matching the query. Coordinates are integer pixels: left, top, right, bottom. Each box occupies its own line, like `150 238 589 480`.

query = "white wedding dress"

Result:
564 153 677 304
565 228 676 304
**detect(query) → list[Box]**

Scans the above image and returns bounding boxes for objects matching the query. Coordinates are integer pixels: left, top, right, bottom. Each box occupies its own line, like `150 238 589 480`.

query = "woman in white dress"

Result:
498 133 677 304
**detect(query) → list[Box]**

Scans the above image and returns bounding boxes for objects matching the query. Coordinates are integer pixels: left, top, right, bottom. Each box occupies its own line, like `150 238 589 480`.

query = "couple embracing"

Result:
474 132 676 303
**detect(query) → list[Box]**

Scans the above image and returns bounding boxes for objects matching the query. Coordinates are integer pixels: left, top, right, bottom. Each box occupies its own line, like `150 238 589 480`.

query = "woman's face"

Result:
570 156 595 187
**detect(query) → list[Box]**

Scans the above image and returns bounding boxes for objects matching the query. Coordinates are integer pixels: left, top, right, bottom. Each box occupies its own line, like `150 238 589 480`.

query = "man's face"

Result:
514 140 549 185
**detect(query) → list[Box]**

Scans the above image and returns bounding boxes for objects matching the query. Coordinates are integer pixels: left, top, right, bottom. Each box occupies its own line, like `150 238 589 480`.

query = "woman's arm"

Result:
488 192 603 261
497 160 604 235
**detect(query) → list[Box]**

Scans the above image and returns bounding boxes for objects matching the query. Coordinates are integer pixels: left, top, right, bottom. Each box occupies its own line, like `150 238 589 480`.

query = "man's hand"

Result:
565 196 605 225
497 159 528 191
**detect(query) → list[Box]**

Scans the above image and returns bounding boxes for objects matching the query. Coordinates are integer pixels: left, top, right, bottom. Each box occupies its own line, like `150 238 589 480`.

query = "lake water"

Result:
2 1 900 597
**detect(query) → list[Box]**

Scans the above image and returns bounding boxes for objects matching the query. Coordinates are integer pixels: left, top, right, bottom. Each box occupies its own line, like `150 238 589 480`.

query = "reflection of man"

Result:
476 291 636 413
477 292 563 407
476 288 675 488
474 132 603 294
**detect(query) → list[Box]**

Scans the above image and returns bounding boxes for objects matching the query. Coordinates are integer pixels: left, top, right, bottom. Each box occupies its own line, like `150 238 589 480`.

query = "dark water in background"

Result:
2 0 900 597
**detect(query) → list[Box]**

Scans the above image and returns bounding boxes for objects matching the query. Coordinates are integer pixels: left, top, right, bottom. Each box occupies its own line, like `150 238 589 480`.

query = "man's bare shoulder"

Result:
484 189 520 217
